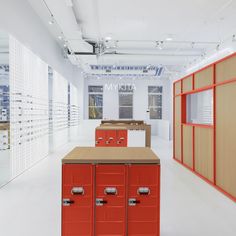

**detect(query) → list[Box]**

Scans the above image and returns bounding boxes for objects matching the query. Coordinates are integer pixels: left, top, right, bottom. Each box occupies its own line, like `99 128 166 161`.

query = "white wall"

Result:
0 0 82 87
83 76 172 140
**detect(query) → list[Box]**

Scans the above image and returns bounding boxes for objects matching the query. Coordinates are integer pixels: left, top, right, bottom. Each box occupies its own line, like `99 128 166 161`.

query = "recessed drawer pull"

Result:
96 198 108 206
137 187 150 195
119 137 125 140
129 198 140 206
98 137 103 140
104 187 117 195
63 198 74 206
71 187 84 195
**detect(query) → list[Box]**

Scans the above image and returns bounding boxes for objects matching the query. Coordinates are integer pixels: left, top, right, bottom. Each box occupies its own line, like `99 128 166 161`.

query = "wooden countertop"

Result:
62 147 160 164
96 126 127 130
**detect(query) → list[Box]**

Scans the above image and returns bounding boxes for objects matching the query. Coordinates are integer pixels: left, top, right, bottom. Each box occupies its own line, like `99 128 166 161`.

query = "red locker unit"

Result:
62 147 160 236
95 165 126 236
128 165 160 236
95 128 127 147
62 164 94 236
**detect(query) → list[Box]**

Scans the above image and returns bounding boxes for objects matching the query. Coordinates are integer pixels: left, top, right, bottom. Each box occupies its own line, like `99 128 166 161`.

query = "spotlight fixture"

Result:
105 36 112 41
58 36 63 40
216 44 220 51
232 35 236 42
48 20 54 25
166 37 173 41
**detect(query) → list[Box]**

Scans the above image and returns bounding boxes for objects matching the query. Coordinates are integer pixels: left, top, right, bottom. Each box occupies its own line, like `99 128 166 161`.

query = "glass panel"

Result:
187 89 213 125
148 94 162 107
89 94 103 107
0 31 10 187
148 86 163 93
119 94 133 106
88 85 103 93
89 107 103 119
150 107 162 119
119 107 133 119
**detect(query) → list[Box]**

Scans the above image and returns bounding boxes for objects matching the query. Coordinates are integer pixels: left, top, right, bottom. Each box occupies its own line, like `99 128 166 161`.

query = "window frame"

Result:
88 85 103 119
118 86 134 119
148 86 163 120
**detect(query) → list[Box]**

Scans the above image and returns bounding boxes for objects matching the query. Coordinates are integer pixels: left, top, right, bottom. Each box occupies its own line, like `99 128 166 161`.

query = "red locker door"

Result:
95 165 126 236
117 130 127 147
105 130 117 146
128 165 160 236
96 130 106 146
62 164 94 236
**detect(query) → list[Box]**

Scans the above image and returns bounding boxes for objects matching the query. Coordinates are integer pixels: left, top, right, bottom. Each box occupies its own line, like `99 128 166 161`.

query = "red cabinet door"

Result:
105 130 117 146
128 165 160 236
117 130 127 147
96 130 106 147
62 164 94 236
95 165 126 236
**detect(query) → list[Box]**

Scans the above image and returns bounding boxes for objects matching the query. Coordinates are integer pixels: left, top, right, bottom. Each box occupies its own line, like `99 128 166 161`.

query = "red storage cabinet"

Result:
95 165 126 236
117 130 128 147
128 165 160 236
62 147 160 236
95 129 127 147
95 130 106 147
105 130 117 146
62 164 94 236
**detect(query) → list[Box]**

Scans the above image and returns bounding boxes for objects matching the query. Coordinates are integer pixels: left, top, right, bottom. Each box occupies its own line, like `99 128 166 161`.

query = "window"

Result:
119 85 133 119
186 89 213 125
148 86 162 119
88 86 103 119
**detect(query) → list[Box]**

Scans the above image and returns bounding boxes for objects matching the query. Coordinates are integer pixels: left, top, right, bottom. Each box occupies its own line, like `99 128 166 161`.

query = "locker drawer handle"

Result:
119 137 125 140
71 187 84 195
138 187 150 195
63 199 74 206
96 198 108 206
129 198 140 206
109 137 114 140
98 137 103 140
106 141 110 144
104 187 117 195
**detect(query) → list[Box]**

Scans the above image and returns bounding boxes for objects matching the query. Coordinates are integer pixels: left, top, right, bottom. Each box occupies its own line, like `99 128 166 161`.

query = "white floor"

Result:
0 137 236 236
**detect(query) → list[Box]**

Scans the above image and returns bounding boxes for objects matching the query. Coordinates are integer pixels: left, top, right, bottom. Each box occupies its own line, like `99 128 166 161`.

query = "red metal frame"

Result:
173 53 236 203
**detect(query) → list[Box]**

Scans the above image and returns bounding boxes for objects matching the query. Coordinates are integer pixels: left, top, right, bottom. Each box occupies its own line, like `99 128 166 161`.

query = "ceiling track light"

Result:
216 44 220 51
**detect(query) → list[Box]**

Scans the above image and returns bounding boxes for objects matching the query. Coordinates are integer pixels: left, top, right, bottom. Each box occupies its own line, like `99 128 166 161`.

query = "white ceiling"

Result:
28 0 236 77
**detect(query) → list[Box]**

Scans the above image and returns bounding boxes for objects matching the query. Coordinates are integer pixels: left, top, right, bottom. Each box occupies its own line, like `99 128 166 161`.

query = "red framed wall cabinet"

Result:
62 147 161 236
173 52 236 203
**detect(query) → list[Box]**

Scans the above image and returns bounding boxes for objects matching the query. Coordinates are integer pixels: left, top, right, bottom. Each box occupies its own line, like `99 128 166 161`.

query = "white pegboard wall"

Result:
68 83 80 141
51 71 69 150
9 36 49 178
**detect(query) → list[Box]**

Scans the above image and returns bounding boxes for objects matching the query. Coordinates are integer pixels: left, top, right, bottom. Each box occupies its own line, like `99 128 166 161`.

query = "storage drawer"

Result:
128 165 160 236
62 164 94 236
95 165 126 236
117 130 127 147
95 130 106 146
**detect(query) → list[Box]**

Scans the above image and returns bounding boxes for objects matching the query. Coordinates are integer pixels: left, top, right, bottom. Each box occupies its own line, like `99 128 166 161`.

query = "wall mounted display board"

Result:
173 52 236 202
